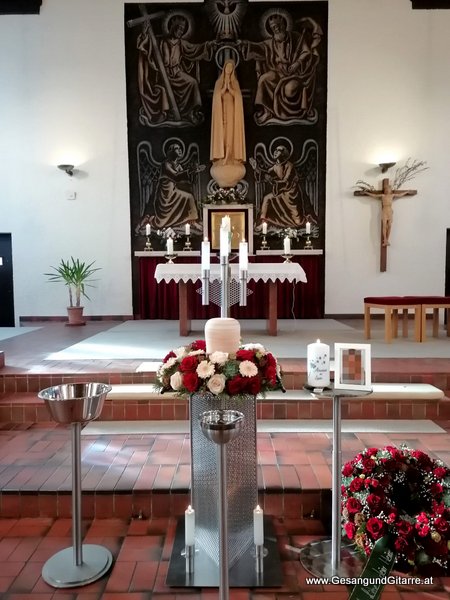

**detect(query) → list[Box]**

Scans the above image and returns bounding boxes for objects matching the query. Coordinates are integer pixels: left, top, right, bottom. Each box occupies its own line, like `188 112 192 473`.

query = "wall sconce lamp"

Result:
57 164 75 176
378 162 396 173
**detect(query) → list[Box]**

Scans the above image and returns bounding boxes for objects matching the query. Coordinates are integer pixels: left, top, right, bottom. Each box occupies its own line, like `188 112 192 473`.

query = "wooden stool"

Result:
364 296 422 343
418 296 450 342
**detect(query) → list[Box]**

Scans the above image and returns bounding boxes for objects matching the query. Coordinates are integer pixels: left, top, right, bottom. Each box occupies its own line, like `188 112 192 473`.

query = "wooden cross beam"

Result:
354 177 416 272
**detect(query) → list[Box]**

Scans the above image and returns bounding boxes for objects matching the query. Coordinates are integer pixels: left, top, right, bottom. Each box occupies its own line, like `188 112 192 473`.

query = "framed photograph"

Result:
334 343 372 391
203 204 254 253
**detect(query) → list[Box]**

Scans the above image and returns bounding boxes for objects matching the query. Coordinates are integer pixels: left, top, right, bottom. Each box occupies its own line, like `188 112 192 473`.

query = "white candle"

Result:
262 222 267 235
167 237 174 255
239 240 248 271
185 223 190 236
305 221 311 234
307 339 330 388
145 223 151 236
201 238 210 270
253 505 264 546
220 217 231 257
185 505 195 547
283 236 291 254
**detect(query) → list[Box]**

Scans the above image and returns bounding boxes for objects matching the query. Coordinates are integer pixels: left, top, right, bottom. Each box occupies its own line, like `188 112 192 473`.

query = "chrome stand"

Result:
200 410 244 600
239 269 248 307
202 268 210 305
220 255 230 317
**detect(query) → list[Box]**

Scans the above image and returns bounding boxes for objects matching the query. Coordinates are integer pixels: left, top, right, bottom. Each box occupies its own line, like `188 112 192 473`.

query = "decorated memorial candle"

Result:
253 505 264 546
305 221 311 234
201 238 210 270
307 339 330 388
145 223 151 236
185 505 195 547
283 236 291 254
185 223 190 236
166 237 174 255
205 317 240 354
239 239 248 271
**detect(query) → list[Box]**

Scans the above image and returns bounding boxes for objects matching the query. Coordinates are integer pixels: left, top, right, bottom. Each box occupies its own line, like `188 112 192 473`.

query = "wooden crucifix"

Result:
354 177 416 272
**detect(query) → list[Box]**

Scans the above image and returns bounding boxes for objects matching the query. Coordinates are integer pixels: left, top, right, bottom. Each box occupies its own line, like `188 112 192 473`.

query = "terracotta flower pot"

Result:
66 306 86 326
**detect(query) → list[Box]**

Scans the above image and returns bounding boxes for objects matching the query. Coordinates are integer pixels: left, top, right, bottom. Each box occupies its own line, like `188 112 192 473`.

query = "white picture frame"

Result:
334 343 372 391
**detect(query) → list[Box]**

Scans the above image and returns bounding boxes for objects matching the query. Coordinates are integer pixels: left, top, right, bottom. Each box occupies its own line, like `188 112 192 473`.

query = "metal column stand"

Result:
38 383 113 588
220 255 230 317
299 387 372 578
200 409 244 600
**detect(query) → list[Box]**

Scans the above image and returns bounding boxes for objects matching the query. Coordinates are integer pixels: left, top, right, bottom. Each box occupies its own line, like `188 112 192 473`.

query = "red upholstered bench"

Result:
364 296 422 343
417 296 450 342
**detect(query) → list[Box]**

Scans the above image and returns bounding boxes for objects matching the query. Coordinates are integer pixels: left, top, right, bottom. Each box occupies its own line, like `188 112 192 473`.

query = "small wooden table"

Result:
155 262 307 336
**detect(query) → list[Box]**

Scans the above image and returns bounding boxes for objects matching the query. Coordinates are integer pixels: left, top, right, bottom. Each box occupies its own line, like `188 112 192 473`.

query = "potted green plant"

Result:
44 257 101 326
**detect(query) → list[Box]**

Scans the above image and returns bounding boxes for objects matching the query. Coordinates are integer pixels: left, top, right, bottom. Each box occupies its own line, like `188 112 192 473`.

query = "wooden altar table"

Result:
154 262 307 336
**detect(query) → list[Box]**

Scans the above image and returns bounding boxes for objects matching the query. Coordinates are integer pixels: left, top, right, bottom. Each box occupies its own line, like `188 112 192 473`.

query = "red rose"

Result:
366 493 385 513
244 375 262 395
163 350 176 363
394 537 411 553
365 448 378 457
266 353 276 367
365 478 381 490
346 497 362 515
344 522 356 540
236 349 255 362
434 467 448 479
396 519 414 537
417 524 430 537
264 365 277 385
183 371 199 392
430 482 443 496
361 458 376 473
227 376 245 396
366 517 385 540
180 355 199 372
191 340 206 351
349 478 365 492
342 463 354 477
434 517 449 534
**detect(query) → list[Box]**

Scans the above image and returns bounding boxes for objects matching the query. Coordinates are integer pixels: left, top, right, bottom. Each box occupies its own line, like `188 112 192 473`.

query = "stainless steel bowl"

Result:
199 409 244 445
38 382 111 424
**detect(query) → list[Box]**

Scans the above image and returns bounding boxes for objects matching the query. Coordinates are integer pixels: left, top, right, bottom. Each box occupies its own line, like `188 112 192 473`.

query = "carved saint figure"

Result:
239 12 323 125
210 59 246 188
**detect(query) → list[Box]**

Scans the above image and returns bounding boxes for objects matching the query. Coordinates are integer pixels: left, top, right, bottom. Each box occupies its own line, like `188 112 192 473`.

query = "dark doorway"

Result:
0 233 15 326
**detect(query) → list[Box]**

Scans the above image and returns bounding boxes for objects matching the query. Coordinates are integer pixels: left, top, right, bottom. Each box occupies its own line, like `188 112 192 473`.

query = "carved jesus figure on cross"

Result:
354 177 417 271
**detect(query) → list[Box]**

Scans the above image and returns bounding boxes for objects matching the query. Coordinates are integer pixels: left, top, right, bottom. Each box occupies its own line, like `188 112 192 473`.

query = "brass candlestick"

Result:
183 235 192 251
281 253 293 263
260 235 269 250
144 235 153 251
304 235 313 250
165 253 178 264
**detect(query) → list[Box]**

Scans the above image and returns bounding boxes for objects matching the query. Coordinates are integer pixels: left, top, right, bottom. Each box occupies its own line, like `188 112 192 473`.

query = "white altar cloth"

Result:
154 262 307 284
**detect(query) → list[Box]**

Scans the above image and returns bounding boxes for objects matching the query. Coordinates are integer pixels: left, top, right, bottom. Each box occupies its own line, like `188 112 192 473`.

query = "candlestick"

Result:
307 339 330 388
283 236 291 254
253 505 264 546
185 505 195 547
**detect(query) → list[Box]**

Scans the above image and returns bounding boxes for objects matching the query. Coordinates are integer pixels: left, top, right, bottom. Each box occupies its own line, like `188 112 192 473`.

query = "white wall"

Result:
0 0 448 319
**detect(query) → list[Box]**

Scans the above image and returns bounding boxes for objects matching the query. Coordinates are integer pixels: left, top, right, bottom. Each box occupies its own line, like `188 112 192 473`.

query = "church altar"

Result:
136 253 324 324
154 261 306 335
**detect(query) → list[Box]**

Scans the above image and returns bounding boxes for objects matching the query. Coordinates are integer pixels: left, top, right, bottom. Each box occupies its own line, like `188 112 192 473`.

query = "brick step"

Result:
0 383 448 422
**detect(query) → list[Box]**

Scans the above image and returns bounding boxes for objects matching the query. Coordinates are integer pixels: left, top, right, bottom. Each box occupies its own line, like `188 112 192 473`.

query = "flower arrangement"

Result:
155 339 284 398
202 187 244 205
341 445 450 576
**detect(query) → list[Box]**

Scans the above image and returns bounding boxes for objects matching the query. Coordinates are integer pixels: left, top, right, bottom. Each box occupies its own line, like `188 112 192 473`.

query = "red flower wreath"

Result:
341 445 450 576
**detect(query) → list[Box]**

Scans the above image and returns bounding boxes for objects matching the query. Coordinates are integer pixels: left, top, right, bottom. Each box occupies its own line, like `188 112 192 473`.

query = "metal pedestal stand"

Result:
200 409 244 600
299 387 372 578
38 383 113 588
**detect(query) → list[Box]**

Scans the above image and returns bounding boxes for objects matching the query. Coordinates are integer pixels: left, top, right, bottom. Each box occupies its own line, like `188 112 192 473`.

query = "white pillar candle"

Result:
262 222 267 235
253 505 264 546
167 237 174 255
283 236 291 254
305 221 311 234
145 223 151 236
201 238 210 270
185 505 195 547
307 339 330 388
239 240 248 271
185 223 190 236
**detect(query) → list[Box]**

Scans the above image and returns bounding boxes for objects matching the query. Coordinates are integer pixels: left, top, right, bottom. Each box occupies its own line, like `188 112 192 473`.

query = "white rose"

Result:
207 374 226 395
160 356 177 372
188 349 205 357
196 360 215 379
242 343 266 354
170 371 183 391
209 351 228 365
239 360 258 377
174 346 187 359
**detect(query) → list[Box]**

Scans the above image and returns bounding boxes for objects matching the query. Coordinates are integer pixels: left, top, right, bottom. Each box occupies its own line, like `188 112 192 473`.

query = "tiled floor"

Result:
1 321 450 597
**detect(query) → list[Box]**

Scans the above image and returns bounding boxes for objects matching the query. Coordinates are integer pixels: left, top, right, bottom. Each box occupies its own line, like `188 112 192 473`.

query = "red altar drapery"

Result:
138 254 323 319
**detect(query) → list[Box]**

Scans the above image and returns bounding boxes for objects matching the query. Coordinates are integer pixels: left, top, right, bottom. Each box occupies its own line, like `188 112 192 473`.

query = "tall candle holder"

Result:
144 235 153 251
260 235 269 250
183 235 192 251
165 253 178 264
281 253 293 263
